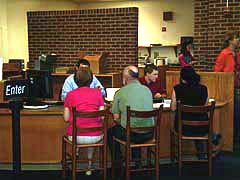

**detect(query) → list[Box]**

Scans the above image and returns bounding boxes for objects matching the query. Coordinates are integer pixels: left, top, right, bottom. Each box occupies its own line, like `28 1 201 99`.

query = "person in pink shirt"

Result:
63 67 104 175
179 40 198 67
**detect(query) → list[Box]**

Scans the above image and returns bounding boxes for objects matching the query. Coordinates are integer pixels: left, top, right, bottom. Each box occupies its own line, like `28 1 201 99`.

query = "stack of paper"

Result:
105 88 120 102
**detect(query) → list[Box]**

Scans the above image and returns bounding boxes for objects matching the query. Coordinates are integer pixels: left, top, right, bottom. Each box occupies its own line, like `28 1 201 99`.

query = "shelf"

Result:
138 44 180 57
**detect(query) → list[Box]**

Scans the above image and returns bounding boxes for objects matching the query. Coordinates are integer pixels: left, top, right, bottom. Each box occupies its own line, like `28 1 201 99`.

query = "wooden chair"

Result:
170 101 216 176
62 107 110 180
112 105 163 180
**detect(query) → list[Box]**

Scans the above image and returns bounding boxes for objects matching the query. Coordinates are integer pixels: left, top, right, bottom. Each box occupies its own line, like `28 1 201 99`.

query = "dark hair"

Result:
75 59 90 67
74 67 93 87
144 64 158 75
222 31 240 49
180 39 193 56
180 66 200 86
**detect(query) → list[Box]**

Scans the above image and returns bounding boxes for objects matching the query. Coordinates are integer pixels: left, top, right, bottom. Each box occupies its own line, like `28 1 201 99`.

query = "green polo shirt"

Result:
112 80 154 128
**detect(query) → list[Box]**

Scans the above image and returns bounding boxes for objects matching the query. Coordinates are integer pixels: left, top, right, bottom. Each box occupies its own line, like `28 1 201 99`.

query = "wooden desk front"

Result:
0 102 227 164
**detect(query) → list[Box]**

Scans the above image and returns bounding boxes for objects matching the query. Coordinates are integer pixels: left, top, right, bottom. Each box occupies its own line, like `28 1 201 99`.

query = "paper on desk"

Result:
153 99 171 108
105 88 120 101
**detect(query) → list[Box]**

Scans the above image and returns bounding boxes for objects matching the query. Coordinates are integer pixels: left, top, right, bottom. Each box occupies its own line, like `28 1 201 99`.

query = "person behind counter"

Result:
179 39 198 67
61 59 105 101
170 66 219 159
138 63 166 99
108 65 154 168
63 67 104 175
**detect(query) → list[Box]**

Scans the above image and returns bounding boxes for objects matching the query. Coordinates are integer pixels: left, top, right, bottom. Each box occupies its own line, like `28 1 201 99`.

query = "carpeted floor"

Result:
0 152 240 180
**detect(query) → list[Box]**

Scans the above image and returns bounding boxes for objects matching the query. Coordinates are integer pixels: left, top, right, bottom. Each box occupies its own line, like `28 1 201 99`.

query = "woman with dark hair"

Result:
63 67 104 175
178 40 198 67
214 31 240 72
171 66 209 159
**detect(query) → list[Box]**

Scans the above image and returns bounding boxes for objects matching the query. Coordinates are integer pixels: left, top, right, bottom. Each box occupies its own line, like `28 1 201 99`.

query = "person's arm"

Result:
170 89 177 111
153 78 167 98
214 53 225 72
63 93 71 122
179 54 191 67
61 75 75 101
111 91 121 124
92 75 106 96
63 107 70 122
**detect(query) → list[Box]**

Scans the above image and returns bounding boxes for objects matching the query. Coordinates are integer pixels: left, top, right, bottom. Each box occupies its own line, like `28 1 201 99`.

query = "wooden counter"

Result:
0 71 233 164
0 101 227 164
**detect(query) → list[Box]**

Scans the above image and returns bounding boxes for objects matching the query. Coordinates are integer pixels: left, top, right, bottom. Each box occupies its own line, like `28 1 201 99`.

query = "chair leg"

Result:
208 140 212 176
178 139 182 176
155 145 159 180
170 131 175 164
111 140 116 179
72 147 76 180
125 146 130 180
103 144 107 180
62 138 67 179
147 147 151 168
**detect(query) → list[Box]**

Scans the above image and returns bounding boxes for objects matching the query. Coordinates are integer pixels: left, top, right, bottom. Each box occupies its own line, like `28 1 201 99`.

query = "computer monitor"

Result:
25 70 53 105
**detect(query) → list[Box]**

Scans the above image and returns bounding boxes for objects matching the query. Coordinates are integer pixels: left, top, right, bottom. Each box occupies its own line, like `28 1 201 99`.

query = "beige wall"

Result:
79 0 194 46
0 0 8 62
1 0 194 65
1 0 79 64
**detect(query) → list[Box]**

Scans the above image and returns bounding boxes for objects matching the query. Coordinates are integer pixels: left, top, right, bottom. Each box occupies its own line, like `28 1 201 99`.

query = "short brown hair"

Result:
144 64 158 75
74 67 93 87
222 31 240 49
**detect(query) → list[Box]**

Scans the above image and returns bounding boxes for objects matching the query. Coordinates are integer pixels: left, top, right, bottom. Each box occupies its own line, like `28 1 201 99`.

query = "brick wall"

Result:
27 8 138 73
194 0 240 71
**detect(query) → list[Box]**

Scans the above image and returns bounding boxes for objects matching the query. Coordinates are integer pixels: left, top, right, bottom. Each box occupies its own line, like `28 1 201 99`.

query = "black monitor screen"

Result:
26 70 53 99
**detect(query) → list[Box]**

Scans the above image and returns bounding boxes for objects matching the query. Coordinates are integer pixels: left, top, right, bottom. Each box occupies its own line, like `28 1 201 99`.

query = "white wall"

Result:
79 0 194 46
3 0 79 64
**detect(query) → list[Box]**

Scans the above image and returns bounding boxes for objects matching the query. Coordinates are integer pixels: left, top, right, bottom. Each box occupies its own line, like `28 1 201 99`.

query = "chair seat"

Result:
113 136 156 147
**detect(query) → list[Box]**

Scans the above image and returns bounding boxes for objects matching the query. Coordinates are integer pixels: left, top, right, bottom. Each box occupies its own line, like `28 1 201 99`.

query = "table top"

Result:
0 100 228 116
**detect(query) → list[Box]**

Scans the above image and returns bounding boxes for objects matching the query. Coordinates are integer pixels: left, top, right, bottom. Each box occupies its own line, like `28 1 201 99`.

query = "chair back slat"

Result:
75 110 108 118
130 127 155 132
129 109 160 118
72 107 110 144
181 104 214 113
182 120 209 126
77 127 104 133
126 105 163 144
177 101 216 138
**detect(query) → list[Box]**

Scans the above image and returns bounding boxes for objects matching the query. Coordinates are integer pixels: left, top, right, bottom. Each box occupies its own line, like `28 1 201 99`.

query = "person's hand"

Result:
154 93 162 98
96 86 102 90
190 61 198 65
154 93 166 98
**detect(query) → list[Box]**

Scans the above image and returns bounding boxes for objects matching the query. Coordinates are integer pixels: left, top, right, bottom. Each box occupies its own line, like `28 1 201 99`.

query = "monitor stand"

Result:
23 97 48 109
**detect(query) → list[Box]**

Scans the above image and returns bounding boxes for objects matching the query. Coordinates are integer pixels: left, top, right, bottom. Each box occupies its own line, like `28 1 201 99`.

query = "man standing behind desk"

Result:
61 59 106 101
108 65 154 167
138 64 166 99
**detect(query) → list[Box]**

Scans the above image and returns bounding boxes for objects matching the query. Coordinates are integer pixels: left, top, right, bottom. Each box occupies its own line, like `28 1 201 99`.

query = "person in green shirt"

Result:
107 65 154 167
